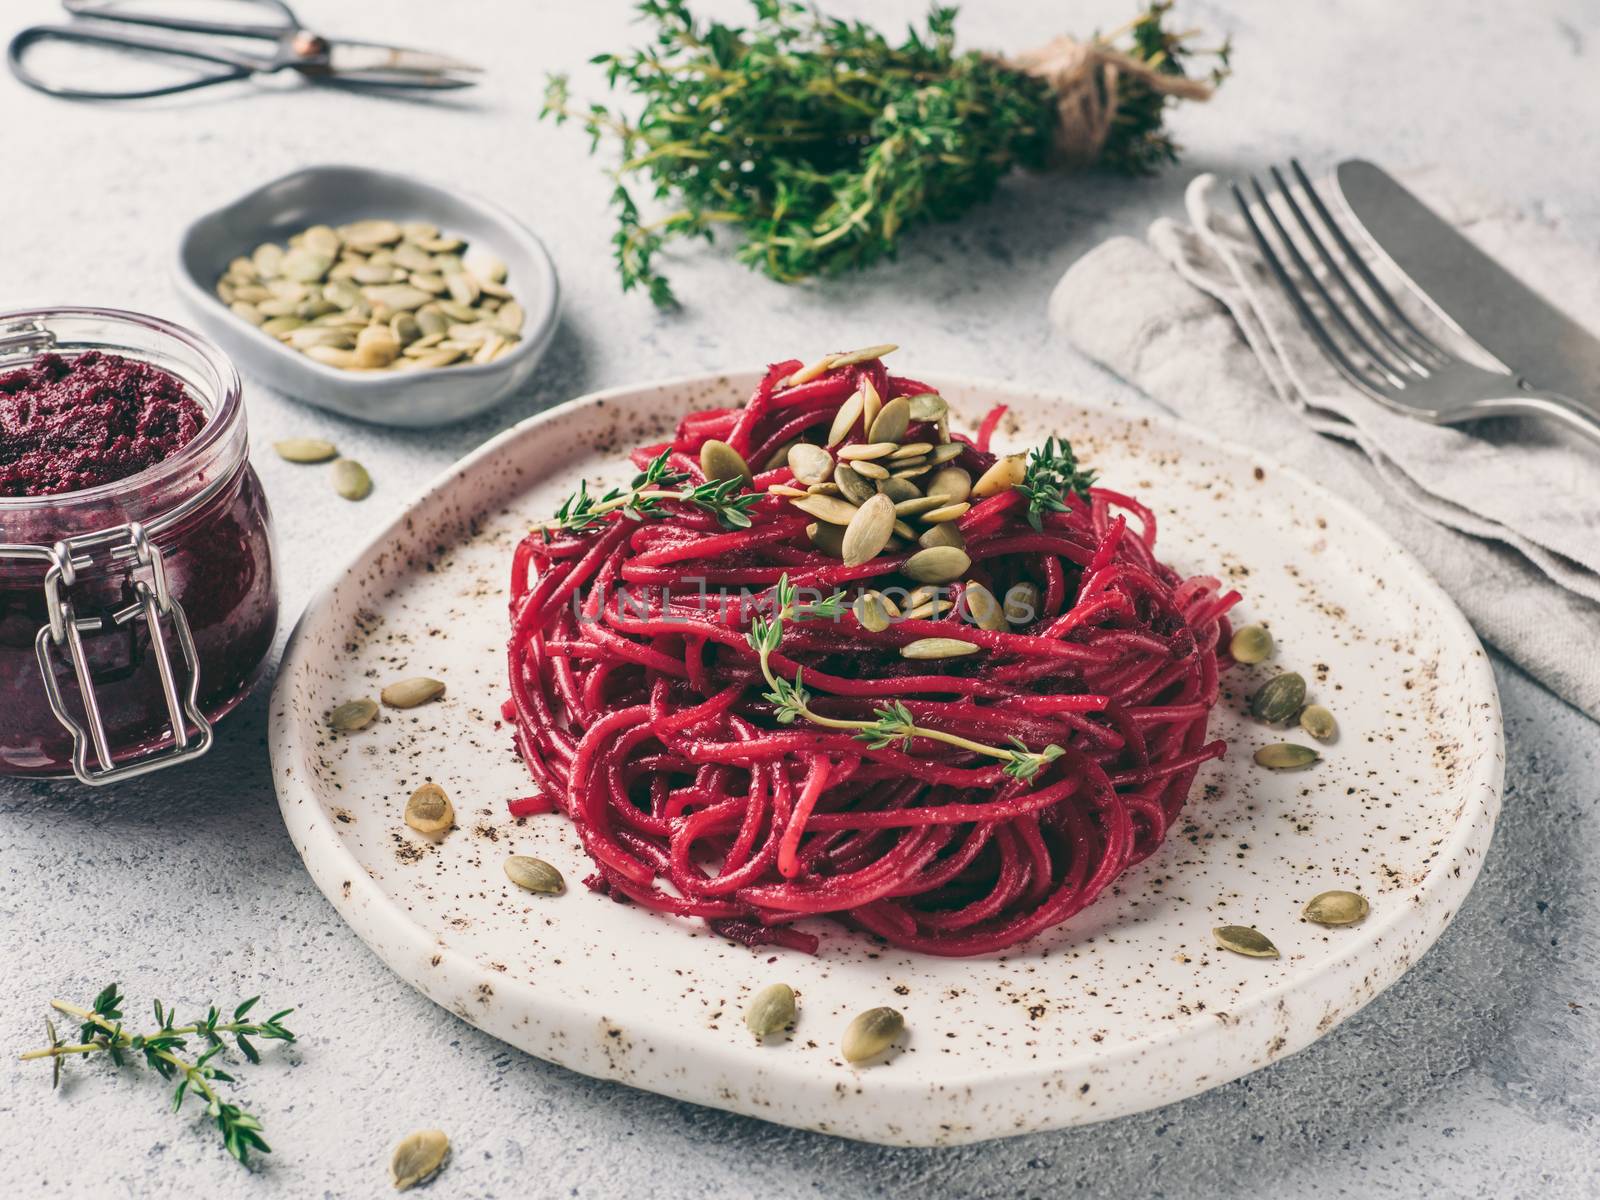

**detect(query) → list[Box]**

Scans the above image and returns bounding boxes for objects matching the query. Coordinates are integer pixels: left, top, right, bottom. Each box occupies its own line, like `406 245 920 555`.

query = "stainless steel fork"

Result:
1231 161 1600 444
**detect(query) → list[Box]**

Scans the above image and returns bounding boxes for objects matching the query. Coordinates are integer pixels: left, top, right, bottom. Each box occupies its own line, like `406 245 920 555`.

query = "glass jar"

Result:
0 308 278 782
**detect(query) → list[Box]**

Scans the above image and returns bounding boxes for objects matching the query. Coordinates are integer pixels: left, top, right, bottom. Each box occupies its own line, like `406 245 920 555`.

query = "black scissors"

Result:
9 0 481 100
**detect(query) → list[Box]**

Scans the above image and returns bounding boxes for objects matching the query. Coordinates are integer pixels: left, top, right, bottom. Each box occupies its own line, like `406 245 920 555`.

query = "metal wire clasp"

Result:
32 520 214 784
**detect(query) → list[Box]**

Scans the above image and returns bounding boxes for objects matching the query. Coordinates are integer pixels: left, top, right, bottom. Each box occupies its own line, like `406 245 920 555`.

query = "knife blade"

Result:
1335 159 1600 402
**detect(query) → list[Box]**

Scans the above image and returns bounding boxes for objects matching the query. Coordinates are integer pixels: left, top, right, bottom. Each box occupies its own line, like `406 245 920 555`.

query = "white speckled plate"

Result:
269 372 1502 1146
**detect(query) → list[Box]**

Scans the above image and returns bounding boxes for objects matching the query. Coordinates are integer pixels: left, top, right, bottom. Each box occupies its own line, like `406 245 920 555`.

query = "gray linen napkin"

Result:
1049 171 1600 720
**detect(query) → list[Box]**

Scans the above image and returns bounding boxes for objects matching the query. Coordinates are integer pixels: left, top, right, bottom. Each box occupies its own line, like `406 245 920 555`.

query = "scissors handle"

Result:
7 23 273 99
60 0 299 40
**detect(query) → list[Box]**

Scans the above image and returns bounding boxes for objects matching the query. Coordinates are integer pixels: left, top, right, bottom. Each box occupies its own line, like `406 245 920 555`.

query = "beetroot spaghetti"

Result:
503 346 1238 957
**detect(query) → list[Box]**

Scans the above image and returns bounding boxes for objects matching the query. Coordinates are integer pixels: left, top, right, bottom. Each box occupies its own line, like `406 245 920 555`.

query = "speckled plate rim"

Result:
269 371 1503 1145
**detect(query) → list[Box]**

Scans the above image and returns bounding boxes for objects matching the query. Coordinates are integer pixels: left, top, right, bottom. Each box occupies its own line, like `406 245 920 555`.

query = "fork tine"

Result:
1269 165 1436 376
1230 181 1393 399
1289 159 1449 364
1248 176 1409 387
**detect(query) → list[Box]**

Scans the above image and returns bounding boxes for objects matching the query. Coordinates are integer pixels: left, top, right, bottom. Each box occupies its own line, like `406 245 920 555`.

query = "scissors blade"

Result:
316 39 482 89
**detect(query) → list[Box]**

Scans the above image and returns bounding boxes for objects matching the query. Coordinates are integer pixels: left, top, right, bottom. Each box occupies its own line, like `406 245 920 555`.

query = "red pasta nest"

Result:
503 352 1238 957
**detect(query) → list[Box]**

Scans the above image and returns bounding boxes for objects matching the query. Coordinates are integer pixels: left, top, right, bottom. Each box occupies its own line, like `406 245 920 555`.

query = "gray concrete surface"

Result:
2 1 1597 1196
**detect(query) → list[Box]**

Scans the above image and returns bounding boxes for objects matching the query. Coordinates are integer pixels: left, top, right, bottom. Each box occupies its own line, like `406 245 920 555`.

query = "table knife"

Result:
1335 159 1600 402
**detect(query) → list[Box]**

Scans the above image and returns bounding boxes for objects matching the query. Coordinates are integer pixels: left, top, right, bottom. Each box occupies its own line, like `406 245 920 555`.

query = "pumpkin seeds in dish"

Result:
1303 890 1369 926
404 783 454 835
504 855 565 895
1213 926 1279 958
217 219 521 373
745 983 798 1039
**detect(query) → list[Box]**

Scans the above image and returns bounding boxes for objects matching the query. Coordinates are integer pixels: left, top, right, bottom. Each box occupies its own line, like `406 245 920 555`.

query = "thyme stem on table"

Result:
20 983 295 1166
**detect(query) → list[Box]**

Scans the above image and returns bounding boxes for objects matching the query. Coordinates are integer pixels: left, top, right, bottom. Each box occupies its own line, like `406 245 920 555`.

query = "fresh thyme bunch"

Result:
543 0 1229 305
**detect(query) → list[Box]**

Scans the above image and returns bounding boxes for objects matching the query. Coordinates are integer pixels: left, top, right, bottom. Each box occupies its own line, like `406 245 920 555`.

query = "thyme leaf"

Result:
1019 436 1096 532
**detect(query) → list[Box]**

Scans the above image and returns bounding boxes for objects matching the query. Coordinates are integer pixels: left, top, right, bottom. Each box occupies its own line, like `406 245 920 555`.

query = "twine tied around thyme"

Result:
1006 34 1218 166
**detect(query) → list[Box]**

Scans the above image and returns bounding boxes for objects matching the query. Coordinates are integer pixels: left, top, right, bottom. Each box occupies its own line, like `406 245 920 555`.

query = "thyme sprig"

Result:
544 449 764 536
1019 436 1097 532
20 983 294 1166
543 1 1228 305
747 575 1064 781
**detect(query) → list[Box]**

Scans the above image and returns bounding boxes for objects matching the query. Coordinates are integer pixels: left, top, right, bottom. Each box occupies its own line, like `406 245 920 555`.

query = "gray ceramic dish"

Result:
174 165 559 428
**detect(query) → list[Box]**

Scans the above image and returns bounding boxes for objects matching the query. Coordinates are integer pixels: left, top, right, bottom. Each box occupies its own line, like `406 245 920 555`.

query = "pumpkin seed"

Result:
1253 743 1320 770
876 476 921 503
867 396 910 444
355 324 401 369
1003 582 1041 625
282 248 332 283
341 218 402 248
1299 704 1338 741
971 453 1027 498
926 443 964 465
833 463 876 505
904 546 971 584
920 501 970 523
842 1007 904 1063
353 263 402 285
1250 672 1306 723
465 251 508 284
903 599 951 620
827 343 897 369
926 467 972 503
787 443 834 486
745 983 797 1038
390 311 421 345
261 317 305 339
251 243 285 277
826 389 865 447
504 855 565 895
401 221 439 242
445 272 481 307
495 301 525 334
1213 926 1279 958
919 522 966 550
859 375 882 432
783 355 833 389
851 459 890 481
304 345 357 369
328 697 378 731
390 1129 449 1191
768 484 807 498
837 441 898 462
854 591 893 632
404 783 454 836
890 442 933 461
891 496 944 519
274 437 338 464
413 348 465 370
1229 624 1274 664
963 582 1007 631
303 225 342 258
790 494 860 526
699 439 752 485
806 521 845 557
907 393 947 422
331 458 372 500
1303 890 1369 926
362 284 434 312
842 494 896 566
381 677 445 709
901 637 979 660
229 301 264 326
